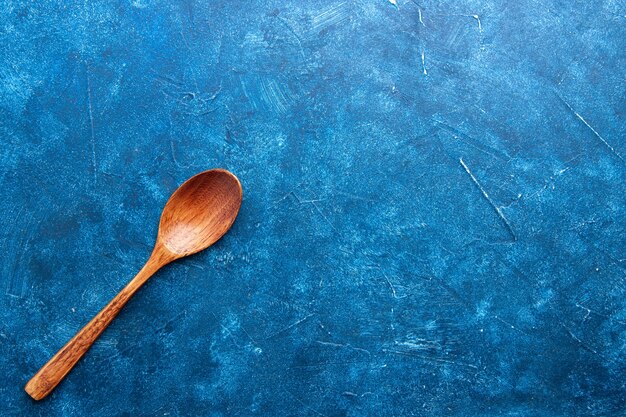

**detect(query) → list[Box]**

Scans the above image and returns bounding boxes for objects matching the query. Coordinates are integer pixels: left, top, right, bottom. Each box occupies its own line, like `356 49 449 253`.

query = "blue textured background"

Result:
1 0 625 415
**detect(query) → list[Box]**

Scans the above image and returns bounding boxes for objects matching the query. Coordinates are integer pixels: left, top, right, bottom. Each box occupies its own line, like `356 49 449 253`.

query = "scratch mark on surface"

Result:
561 323 598 354
316 340 371 355
211 312 262 351
288 361 370 369
169 138 187 168
382 271 406 299
421 49 427 75
558 95 624 164
436 121 509 161
388 0 398 9
384 349 478 369
86 68 97 183
152 71 184 88
418 8 425 26
217 320 242 348
459 158 517 241
472 15 482 32
383 272 397 298
238 322 258 345
494 315 531 336
335 190 375 202
395 338 441 351
575 303 626 325
266 313 315 339
577 303 591 321
425 275 472 310
311 200 337 231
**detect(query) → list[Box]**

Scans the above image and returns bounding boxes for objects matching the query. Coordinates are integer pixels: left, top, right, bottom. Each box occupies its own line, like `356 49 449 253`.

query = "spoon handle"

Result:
25 249 169 400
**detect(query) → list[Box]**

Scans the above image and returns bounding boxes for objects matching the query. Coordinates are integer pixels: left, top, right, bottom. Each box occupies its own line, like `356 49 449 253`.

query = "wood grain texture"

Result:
25 169 242 400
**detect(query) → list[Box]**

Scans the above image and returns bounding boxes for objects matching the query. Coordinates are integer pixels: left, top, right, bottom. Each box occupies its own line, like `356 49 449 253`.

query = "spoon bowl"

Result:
158 169 242 257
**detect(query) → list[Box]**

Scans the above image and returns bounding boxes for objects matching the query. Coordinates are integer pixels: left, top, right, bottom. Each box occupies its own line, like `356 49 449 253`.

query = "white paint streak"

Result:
472 14 482 32
459 158 517 241
562 99 625 164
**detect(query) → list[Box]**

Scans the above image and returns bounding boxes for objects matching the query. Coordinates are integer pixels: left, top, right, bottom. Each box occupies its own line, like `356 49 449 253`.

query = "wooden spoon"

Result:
25 169 243 400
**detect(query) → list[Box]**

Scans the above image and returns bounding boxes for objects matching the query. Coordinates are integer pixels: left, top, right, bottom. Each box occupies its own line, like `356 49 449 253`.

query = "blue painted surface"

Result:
1 0 625 415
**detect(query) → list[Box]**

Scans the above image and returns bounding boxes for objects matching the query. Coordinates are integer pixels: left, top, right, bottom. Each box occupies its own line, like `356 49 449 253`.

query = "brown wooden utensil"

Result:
25 169 242 400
